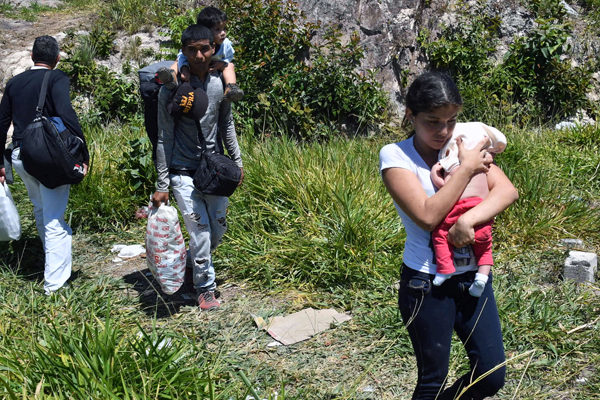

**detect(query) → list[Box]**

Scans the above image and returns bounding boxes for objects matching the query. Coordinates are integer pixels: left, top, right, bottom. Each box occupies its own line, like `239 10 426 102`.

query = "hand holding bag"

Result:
192 121 241 197
0 181 21 241
145 203 186 295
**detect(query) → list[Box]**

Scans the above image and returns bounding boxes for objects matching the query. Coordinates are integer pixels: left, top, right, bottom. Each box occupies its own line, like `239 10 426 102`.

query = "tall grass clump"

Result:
0 270 226 399
495 124 600 250
219 135 404 290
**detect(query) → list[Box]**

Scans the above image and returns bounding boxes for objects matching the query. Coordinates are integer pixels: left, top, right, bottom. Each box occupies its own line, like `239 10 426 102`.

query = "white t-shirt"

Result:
379 136 477 275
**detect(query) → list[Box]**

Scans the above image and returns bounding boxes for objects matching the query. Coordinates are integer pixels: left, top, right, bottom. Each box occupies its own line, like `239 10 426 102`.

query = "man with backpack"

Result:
151 24 243 310
0 35 89 295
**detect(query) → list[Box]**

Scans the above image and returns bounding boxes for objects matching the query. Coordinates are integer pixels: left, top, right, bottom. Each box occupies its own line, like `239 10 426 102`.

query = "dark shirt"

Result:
0 68 89 167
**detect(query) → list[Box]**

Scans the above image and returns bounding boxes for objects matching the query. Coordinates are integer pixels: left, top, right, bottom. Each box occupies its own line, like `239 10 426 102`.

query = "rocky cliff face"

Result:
295 0 599 116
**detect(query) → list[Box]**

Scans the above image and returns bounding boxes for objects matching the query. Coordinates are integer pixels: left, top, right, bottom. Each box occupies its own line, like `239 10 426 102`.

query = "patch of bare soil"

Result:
0 7 94 90
0 7 92 51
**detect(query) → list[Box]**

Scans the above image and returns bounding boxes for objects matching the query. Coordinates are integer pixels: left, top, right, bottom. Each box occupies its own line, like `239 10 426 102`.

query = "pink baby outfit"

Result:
432 197 493 274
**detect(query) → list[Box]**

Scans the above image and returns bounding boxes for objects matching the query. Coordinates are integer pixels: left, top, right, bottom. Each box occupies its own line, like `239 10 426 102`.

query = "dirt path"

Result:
0 5 95 140
0 6 94 83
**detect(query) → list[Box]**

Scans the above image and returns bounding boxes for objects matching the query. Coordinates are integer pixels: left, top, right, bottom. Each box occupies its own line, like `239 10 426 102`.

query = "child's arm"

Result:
177 51 190 82
211 60 229 72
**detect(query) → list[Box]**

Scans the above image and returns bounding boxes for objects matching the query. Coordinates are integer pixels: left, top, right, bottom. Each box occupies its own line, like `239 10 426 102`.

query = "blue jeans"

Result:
169 174 228 293
12 147 72 294
398 266 505 400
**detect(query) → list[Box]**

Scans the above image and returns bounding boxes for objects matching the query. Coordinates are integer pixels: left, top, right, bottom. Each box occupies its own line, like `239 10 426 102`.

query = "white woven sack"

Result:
0 182 21 241
145 204 186 295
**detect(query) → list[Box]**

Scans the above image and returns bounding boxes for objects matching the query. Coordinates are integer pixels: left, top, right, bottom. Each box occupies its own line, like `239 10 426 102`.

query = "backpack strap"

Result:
36 70 51 117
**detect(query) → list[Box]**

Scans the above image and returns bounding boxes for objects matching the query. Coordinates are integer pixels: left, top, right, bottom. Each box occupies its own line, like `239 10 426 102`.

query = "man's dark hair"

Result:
196 6 227 29
32 35 59 65
181 24 215 48
405 71 463 116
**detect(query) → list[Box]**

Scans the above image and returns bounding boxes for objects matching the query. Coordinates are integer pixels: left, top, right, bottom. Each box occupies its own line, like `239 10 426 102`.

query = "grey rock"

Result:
564 251 597 283
294 0 600 119
558 238 585 249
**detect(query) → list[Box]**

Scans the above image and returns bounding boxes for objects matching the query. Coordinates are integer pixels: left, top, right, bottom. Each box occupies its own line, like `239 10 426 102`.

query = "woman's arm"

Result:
382 139 492 231
448 163 518 247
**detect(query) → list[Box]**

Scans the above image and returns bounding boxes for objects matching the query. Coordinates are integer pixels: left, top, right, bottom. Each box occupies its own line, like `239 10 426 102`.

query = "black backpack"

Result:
138 60 175 159
20 71 87 189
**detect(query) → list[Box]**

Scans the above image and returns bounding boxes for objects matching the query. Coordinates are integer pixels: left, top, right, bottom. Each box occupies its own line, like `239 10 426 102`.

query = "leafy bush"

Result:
418 14 499 82
60 31 141 124
166 0 389 139
420 1 594 125
118 136 156 198
495 19 593 118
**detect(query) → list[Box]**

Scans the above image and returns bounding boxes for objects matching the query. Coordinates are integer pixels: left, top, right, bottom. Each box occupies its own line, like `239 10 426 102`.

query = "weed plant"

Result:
166 0 389 140
420 0 595 126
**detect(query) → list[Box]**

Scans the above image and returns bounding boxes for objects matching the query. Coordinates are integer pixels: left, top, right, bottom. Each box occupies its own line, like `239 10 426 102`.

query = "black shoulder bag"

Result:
192 121 241 197
20 70 87 189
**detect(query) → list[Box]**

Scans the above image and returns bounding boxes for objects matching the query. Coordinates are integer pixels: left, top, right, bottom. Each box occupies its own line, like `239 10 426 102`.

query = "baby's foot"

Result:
224 83 244 102
469 273 489 297
433 273 450 286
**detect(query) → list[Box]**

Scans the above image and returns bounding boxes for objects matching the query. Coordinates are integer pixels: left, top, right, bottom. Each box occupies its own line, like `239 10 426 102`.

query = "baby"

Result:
431 122 507 297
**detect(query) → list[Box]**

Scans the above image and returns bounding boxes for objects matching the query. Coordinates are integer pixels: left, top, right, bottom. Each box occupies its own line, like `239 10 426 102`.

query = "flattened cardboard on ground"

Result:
253 307 351 345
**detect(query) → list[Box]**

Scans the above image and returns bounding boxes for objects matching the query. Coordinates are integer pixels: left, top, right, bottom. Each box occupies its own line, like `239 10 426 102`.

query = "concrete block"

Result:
564 251 597 283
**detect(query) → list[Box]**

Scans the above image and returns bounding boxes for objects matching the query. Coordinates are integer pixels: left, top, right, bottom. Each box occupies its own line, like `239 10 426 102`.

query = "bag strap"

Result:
194 120 224 155
36 70 51 117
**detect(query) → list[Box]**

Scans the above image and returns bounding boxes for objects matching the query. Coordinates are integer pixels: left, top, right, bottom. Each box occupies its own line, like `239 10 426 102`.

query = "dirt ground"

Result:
0 5 90 50
0 5 95 142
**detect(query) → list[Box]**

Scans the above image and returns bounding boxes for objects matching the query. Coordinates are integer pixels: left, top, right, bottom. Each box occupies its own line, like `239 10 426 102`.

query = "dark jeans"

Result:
398 265 505 400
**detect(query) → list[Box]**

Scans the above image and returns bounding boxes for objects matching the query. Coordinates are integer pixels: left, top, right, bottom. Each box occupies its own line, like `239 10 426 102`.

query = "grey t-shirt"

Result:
155 72 243 192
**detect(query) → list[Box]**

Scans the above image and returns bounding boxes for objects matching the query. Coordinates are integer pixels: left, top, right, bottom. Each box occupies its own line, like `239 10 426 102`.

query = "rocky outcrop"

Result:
0 0 597 121
295 0 600 116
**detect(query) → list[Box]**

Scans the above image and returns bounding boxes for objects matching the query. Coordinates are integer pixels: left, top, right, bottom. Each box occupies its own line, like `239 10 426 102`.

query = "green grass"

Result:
0 1 54 22
1 120 599 398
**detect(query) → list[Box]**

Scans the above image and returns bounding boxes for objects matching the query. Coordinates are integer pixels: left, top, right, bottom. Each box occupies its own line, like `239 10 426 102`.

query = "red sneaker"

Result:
198 291 220 311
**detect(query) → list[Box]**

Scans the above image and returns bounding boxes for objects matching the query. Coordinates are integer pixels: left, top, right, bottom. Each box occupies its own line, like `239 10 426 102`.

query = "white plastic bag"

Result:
0 182 21 241
145 204 186 295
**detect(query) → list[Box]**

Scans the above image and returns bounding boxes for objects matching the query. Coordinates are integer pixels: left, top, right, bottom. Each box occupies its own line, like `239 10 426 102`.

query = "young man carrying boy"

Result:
159 6 244 102
151 24 244 310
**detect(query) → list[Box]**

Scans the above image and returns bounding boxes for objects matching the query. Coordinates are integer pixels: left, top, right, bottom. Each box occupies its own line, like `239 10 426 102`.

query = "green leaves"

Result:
420 1 595 125
203 0 389 140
